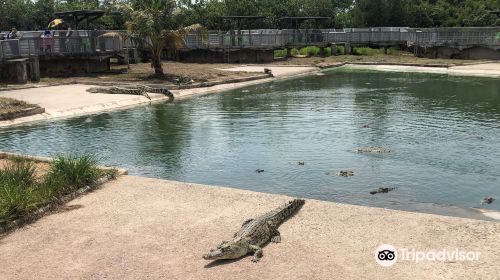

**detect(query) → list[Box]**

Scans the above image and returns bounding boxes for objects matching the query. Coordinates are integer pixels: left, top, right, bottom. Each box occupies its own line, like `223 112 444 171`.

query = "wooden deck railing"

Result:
1 27 499 61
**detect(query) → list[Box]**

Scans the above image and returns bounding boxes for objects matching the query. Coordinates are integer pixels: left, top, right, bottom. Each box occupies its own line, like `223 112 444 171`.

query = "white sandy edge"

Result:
342 63 500 78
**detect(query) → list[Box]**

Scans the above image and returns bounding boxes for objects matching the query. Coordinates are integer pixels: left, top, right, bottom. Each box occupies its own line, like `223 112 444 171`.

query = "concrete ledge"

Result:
0 175 498 279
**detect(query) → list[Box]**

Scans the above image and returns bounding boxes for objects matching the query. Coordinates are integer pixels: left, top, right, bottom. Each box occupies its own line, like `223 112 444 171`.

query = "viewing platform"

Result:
1 27 499 82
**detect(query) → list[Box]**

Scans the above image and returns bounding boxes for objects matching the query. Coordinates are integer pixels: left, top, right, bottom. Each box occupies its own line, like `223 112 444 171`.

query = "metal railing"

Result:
408 27 500 48
1 27 499 61
0 30 123 60
181 27 499 50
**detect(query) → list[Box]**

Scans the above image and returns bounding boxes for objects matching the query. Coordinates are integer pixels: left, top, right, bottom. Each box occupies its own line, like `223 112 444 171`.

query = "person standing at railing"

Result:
7 28 18 39
41 30 54 53
6 28 19 56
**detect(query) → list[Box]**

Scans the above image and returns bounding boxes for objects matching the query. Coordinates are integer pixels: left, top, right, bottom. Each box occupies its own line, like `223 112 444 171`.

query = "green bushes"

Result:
352 47 401 56
48 154 102 189
0 161 39 224
0 154 117 226
274 46 403 58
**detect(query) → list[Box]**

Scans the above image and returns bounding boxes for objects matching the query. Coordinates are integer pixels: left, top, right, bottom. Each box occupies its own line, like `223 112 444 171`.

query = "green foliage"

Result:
0 153 115 227
0 161 38 223
352 47 400 56
350 0 499 28
48 154 103 189
299 46 321 56
274 49 287 58
0 0 497 32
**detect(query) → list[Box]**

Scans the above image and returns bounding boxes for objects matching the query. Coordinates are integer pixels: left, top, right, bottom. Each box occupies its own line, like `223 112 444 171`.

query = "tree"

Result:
125 0 177 76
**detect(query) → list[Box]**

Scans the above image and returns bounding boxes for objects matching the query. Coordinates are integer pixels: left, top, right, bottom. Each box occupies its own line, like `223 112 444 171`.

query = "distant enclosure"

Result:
0 27 499 82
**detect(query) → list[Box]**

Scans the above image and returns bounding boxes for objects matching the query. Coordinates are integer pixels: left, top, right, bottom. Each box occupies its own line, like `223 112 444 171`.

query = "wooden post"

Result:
319 47 325 57
345 43 351 55
331 44 337 56
29 57 40 82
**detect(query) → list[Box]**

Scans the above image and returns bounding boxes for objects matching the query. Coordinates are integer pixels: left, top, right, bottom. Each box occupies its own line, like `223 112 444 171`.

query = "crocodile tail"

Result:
272 199 305 225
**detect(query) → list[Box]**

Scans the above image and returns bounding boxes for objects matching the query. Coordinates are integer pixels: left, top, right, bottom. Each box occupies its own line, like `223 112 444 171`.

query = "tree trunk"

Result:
151 53 164 77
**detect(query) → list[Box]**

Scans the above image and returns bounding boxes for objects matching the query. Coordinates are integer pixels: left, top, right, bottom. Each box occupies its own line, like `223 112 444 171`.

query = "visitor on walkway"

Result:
7 28 20 56
41 30 54 53
7 28 18 39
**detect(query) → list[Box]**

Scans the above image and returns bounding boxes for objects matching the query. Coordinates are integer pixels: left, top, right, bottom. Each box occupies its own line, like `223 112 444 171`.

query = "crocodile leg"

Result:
249 244 263 262
270 229 281 243
268 221 281 243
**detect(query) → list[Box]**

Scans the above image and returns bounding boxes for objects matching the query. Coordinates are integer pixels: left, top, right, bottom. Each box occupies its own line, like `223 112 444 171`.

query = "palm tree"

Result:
164 24 206 61
125 0 177 77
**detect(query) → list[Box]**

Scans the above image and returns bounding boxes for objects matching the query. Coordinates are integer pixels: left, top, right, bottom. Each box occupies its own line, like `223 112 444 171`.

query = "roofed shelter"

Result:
219 16 266 30
278 17 331 29
54 10 105 29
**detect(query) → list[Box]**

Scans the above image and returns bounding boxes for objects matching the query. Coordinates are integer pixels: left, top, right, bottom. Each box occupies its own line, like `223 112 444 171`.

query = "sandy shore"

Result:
0 84 169 127
0 175 498 280
0 66 318 127
344 62 500 78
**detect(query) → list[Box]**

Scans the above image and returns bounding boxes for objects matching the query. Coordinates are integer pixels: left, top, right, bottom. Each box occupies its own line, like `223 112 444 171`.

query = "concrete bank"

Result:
0 175 498 280
0 66 318 127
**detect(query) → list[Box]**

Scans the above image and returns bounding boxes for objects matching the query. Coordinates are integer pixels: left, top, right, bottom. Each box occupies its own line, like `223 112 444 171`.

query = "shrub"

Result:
0 161 38 223
0 153 115 227
47 154 103 190
274 49 287 58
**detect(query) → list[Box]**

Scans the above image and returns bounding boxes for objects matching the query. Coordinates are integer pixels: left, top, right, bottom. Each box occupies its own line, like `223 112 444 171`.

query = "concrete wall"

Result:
179 49 274 63
0 58 41 84
39 58 110 76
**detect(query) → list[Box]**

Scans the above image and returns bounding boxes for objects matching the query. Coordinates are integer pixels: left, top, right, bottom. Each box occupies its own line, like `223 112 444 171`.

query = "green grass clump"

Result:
299 46 321 57
0 161 39 223
0 153 115 227
353 47 401 56
274 49 287 58
48 154 103 189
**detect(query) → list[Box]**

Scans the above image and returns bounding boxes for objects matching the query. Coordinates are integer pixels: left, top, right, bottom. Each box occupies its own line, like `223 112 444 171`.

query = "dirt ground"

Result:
40 62 258 86
0 97 39 117
0 158 50 179
0 176 498 280
37 55 488 86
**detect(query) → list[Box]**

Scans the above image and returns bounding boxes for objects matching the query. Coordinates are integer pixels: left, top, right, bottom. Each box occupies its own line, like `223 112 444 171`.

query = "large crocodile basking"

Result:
203 199 305 263
87 85 173 100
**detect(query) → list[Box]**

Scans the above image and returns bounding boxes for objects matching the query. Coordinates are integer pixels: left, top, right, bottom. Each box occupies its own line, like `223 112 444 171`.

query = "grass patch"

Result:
0 97 39 116
0 154 118 227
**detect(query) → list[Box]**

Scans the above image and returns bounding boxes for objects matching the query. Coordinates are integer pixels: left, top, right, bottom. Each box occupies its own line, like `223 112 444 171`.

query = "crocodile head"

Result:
203 241 248 260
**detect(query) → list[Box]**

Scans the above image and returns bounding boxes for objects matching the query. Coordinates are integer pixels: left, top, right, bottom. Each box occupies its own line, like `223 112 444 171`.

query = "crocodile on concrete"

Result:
87 85 173 100
203 199 305 263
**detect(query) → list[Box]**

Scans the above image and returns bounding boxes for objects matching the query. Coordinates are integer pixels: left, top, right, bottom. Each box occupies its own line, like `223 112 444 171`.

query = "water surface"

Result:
1 69 499 215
